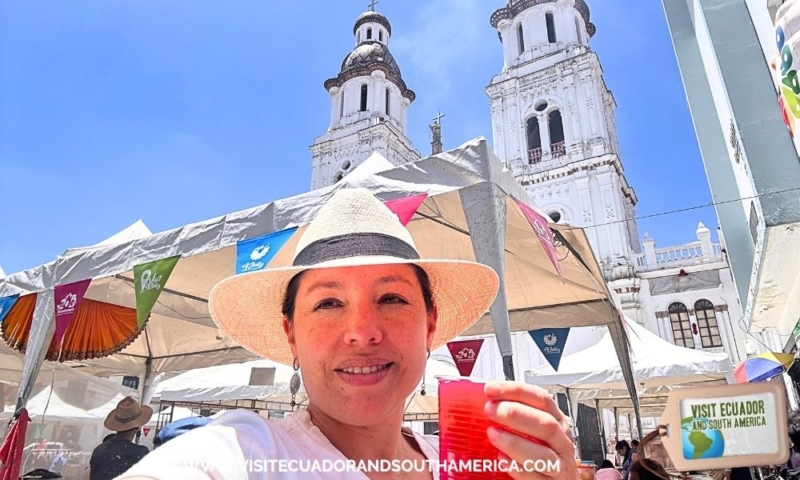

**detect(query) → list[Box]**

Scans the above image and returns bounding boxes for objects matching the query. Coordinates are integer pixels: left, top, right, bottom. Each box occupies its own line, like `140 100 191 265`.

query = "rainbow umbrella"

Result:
734 352 795 383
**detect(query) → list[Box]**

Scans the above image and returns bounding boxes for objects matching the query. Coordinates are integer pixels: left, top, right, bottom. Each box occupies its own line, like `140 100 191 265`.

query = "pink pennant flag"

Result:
53 279 91 346
383 193 428 226
446 339 485 377
514 198 563 277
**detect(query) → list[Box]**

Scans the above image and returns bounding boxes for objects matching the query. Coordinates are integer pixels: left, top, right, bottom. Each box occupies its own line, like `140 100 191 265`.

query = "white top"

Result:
119 409 440 479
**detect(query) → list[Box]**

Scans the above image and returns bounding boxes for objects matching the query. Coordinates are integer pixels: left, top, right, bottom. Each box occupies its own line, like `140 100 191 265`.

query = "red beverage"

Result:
438 377 545 479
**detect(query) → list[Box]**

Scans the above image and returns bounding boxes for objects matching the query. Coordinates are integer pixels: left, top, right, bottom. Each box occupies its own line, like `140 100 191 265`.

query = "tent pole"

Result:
459 183 514 381
627 413 633 440
614 407 619 440
595 399 607 458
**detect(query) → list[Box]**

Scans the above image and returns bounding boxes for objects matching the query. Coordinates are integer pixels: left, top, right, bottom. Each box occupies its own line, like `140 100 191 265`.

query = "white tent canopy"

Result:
62 220 152 257
152 358 458 417
1 138 641 425
525 316 732 413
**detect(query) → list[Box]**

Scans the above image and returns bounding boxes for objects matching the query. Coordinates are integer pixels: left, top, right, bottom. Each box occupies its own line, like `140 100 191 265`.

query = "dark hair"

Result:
281 264 435 321
630 458 668 480
600 460 615 470
788 410 800 451
615 440 631 453
631 439 639 447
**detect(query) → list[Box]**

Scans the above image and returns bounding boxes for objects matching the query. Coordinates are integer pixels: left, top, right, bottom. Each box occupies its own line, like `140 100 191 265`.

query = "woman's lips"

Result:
335 362 394 386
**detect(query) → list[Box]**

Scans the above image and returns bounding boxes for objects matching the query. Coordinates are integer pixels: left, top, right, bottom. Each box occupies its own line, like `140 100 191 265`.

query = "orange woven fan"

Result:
1 294 145 361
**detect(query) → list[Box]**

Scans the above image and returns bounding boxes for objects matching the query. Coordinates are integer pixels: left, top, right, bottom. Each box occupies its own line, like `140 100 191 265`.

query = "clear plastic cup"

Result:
437 376 546 479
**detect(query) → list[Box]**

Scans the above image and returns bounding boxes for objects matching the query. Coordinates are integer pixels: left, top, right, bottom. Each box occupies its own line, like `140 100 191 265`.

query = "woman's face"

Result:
284 263 437 426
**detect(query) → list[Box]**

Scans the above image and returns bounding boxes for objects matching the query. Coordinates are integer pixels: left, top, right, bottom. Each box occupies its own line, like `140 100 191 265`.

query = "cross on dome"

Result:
368 0 378 11
433 111 445 125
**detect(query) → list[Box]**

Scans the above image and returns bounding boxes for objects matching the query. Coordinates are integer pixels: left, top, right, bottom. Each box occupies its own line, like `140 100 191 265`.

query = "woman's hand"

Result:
484 381 579 479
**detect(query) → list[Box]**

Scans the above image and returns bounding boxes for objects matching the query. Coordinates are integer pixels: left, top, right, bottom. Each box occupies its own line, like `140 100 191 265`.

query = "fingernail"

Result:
487 427 501 443
485 382 502 397
484 400 499 416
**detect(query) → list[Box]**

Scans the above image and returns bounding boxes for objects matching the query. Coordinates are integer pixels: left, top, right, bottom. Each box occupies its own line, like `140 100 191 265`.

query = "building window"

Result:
379 30 383 42
669 302 694 348
694 300 723 348
385 87 390 115
526 117 542 164
334 172 344 183
357 32 361 43
517 24 525 55
340 92 345 118
367 28 372 40
546 13 557 43
549 211 562 223
360 84 368 112
575 17 581 43
549 110 565 156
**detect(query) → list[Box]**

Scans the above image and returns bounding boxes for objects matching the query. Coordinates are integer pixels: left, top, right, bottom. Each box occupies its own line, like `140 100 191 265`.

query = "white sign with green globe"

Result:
680 393 777 459
661 382 790 471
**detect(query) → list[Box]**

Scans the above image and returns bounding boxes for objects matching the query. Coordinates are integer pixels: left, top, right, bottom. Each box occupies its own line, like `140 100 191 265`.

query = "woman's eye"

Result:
315 299 341 310
380 294 407 305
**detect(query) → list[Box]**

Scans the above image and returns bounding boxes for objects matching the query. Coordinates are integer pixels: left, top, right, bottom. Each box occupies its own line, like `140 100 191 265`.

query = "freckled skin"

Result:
283 264 436 428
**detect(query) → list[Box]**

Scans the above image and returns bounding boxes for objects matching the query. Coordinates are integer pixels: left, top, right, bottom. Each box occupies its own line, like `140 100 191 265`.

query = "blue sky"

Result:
0 0 717 274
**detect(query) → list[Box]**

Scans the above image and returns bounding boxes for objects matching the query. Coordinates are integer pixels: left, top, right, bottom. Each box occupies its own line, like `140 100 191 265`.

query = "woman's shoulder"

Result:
118 410 294 479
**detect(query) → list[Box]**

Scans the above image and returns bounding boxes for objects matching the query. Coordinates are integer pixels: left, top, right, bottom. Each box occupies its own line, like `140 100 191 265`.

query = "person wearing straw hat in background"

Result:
120 188 578 479
90 396 152 480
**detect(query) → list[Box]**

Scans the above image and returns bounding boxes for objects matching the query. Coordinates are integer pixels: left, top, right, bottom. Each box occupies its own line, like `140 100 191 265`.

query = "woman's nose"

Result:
342 301 383 346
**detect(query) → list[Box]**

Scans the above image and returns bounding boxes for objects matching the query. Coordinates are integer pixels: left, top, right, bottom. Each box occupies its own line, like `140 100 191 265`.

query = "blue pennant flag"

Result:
529 328 571 371
236 227 298 274
0 294 20 324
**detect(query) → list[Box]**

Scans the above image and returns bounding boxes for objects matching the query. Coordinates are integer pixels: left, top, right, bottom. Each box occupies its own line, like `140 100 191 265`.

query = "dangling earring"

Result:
290 357 301 408
420 350 431 396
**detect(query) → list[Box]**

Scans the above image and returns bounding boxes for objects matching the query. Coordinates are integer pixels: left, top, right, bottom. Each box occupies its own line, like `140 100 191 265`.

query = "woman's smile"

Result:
335 361 394 386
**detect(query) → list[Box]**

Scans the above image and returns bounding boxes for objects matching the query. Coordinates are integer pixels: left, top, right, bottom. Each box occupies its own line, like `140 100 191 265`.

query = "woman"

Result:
616 441 634 480
628 459 668 480
120 188 578 479
596 460 622 480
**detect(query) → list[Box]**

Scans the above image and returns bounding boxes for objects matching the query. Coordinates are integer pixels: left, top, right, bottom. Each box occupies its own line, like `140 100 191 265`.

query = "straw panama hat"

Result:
104 396 153 432
208 188 500 366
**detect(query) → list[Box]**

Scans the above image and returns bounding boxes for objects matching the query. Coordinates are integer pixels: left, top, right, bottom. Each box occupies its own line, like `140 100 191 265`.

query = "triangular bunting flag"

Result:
134 256 180 328
446 339 485 377
53 279 92 346
513 198 563 277
236 227 298 274
384 193 428 226
529 328 570 371
0 295 19 324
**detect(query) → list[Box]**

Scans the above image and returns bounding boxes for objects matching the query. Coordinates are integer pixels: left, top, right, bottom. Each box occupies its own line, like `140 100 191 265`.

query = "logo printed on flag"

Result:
134 256 181 327
514 198 563 277
529 328 570 371
446 339 485 377
236 227 298 275
54 279 92 346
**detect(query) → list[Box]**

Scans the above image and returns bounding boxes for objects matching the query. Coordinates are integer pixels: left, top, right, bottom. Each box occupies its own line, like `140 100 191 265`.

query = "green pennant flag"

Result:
134 256 180 327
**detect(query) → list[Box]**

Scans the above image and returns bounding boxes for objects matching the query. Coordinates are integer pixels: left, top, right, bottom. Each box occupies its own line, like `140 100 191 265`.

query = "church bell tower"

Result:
310 5 419 190
486 0 641 266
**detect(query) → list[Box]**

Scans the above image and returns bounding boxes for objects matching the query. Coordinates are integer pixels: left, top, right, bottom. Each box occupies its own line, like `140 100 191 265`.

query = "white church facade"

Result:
309 0 751 446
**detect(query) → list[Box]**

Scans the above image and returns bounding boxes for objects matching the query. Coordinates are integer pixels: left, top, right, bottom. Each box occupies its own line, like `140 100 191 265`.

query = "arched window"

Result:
367 28 373 40
385 87 391 115
360 84 368 112
546 13 557 43
517 24 525 55
694 300 723 348
334 172 344 183
526 117 542 164
379 30 384 42
548 110 565 156
575 17 581 43
357 32 361 43
669 303 694 348
340 92 345 118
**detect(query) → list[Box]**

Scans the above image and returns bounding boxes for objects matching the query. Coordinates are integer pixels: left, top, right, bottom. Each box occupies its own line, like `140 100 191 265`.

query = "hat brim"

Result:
208 256 500 366
104 405 153 432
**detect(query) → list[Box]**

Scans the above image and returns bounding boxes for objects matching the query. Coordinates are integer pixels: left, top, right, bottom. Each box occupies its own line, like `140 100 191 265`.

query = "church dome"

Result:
353 10 392 36
324 41 415 101
491 0 596 37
